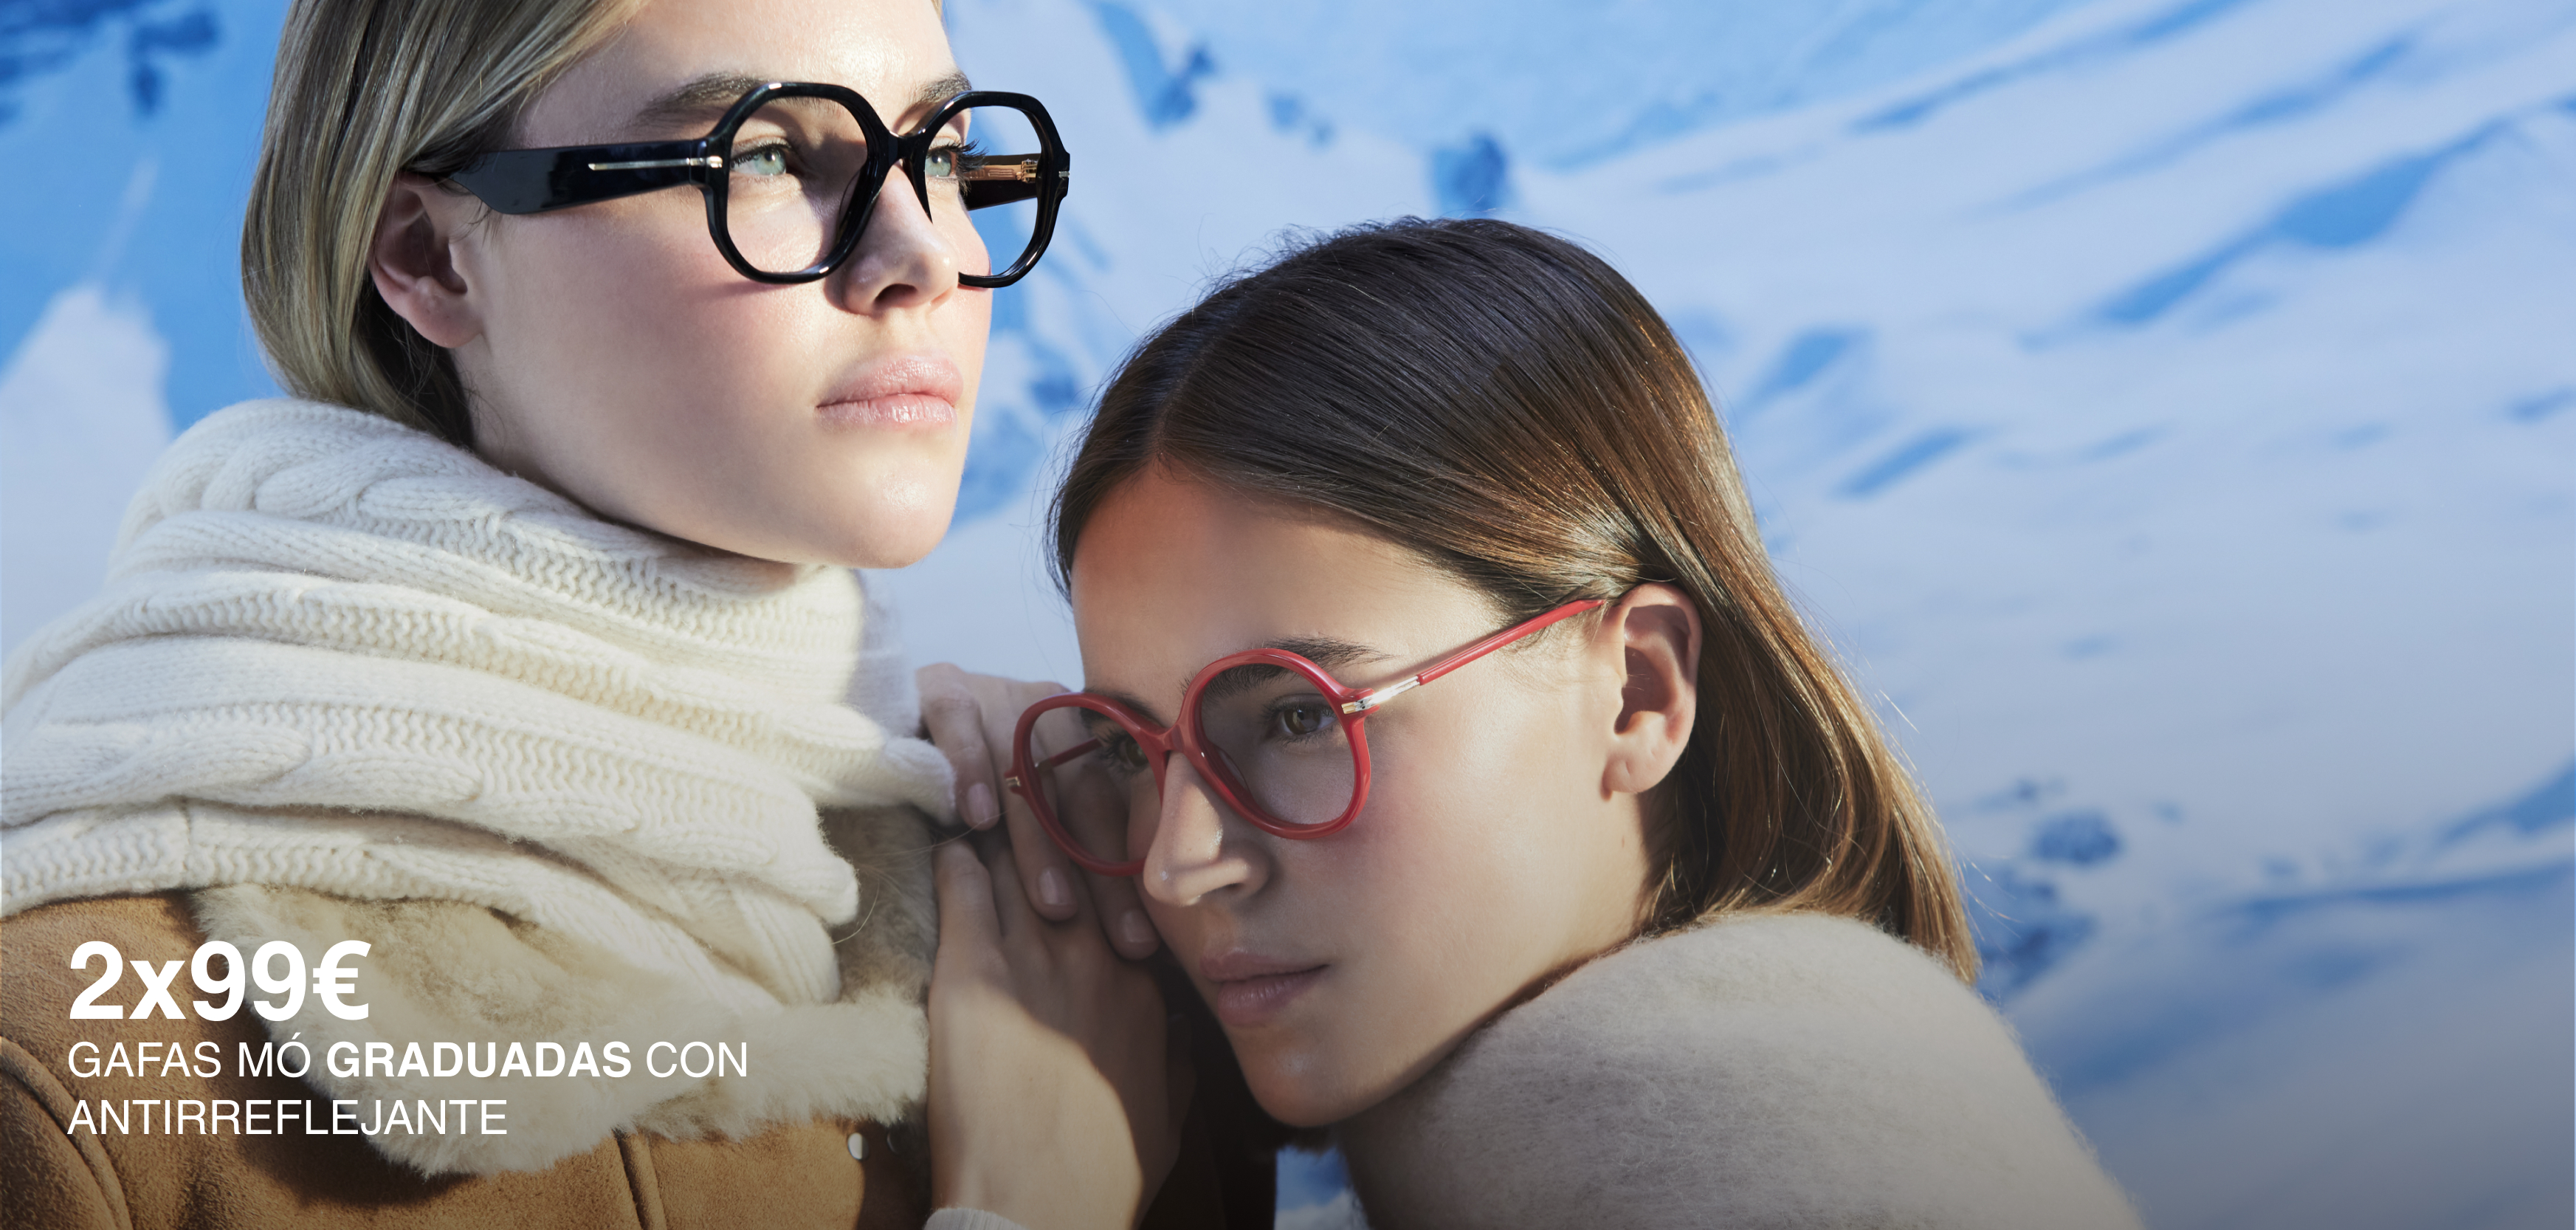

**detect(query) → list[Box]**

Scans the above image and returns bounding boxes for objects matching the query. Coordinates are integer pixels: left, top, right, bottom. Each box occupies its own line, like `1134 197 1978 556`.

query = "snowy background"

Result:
3 0 2570 1225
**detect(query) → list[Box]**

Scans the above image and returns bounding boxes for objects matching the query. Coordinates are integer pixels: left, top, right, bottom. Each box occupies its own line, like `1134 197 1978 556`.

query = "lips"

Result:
817 354 962 430
1201 951 1329 1028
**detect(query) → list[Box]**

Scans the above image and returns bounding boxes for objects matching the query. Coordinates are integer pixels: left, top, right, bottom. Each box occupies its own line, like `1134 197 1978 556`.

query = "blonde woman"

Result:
0 0 1216 1226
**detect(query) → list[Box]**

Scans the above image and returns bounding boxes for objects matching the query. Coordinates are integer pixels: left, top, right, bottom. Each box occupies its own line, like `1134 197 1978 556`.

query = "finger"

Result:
931 839 999 961
1051 735 1149 952
1087 871 1160 961
1004 801 1084 924
917 664 1004 830
1002 704 1089 924
972 826 1043 941
969 678 1065 829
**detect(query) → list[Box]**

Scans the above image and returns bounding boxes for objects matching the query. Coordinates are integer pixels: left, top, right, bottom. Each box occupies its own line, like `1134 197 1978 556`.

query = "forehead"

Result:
1067 471 1497 701
523 0 958 142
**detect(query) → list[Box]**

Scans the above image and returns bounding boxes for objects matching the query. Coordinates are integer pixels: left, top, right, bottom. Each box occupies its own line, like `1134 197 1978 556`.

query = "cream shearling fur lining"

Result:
1337 913 2142 1230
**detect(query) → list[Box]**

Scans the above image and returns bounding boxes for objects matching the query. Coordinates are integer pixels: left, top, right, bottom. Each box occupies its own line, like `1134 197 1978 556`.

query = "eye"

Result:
733 141 789 177
1081 715 1149 775
1269 701 1335 741
1102 730 1149 773
925 136 984 193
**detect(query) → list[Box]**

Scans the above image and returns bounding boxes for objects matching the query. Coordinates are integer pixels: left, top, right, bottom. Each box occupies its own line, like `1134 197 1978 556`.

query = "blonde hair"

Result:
241 0 645 444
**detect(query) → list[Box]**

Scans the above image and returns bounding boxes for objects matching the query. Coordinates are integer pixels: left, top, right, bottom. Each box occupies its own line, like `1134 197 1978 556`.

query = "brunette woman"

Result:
946 219 2146 1229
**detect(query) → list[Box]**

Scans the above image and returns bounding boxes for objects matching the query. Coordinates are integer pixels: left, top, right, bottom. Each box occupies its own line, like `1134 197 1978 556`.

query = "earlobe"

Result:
1602 584 1702 797
368 173 482 349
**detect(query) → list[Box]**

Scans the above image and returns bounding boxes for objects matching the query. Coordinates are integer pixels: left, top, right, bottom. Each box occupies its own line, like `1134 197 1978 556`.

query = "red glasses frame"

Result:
1003 598 1605 876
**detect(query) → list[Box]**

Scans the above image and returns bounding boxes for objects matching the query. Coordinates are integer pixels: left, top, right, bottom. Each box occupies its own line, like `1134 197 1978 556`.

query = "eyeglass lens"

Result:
1192 664 1357 828
942 102 1050 281
1027 709 1148 869
720 97 1048 279
1024 669 1360 867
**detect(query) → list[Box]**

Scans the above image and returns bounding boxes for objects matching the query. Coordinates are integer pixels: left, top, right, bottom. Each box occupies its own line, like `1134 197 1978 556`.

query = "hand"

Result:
917 662 1161 959
929 833 1191 1230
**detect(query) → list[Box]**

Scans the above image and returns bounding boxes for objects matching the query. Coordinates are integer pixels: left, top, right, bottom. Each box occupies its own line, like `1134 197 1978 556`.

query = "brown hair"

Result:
1053 219 1977 980
241 0 645 446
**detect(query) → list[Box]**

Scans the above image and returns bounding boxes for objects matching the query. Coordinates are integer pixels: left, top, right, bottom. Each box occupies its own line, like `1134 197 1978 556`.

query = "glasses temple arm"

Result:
1044 738 1103 769
450 142 714 215
1004 736 1106 795
1338 598 1608 715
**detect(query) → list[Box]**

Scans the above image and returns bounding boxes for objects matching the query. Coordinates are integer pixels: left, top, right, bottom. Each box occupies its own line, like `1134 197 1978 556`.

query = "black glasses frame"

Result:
446 83 1070 287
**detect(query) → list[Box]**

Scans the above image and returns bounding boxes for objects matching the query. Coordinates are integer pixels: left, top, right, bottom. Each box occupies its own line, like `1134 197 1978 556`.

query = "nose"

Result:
829 171 964 313
1140 756 1266 907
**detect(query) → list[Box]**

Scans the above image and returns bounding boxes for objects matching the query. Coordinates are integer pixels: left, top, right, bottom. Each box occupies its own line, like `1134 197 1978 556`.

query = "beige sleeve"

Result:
0 1036 128 1230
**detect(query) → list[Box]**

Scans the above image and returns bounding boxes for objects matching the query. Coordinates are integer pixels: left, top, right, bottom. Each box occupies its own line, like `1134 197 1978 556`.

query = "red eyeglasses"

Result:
1003 599 1604 876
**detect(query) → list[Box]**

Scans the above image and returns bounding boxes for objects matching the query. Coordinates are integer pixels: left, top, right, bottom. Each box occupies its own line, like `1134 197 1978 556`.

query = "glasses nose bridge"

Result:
1129 714 1203 807
876 129 922 216
827 117 903 253
894 125 942 214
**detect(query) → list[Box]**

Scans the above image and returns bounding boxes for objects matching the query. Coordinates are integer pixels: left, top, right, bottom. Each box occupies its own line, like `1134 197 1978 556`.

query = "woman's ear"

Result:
1600 583 1701 798
368 173 484 348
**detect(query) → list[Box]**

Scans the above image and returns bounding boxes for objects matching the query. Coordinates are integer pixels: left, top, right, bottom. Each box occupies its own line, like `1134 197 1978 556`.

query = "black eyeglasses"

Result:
447 83 1069 287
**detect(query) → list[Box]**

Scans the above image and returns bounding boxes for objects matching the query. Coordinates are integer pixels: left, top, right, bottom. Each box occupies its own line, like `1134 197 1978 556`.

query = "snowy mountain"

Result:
4 1 2569 1226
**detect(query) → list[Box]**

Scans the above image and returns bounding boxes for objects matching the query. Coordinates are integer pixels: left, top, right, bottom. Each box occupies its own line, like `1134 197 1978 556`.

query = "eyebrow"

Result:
630 69 978 134
1267 637 1386 674
1081 637 1395 724
631 72 767 131
913 70 975 112
1084 687 1167 729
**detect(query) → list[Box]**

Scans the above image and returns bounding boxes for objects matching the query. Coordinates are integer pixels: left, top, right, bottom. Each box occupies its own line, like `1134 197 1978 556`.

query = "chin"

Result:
675 500 956 569
836 465 965 568
774 475 962 569
841 501 957 568
1241 1046 1379 1130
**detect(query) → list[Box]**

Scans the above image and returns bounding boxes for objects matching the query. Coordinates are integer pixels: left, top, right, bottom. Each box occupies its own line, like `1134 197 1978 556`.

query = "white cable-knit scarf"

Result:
1 400 954 1014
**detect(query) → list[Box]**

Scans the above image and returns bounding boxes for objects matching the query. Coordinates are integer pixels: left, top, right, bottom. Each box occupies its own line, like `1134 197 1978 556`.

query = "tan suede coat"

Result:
1 894 929 1230
1 895 1257 1230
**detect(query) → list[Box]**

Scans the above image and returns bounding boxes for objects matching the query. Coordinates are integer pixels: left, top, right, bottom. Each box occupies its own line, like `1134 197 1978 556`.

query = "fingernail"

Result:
1038 867 1071 911
967 782 999 829
1119 910 1157 950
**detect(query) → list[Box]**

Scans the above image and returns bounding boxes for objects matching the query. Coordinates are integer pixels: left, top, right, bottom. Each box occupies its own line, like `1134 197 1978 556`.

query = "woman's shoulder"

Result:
1527 910 2017 1058
1340 911 2143 1230
1400 910 2045 1133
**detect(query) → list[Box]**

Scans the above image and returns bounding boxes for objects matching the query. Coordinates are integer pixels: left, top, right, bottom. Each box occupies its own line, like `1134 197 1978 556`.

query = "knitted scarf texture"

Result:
1 400 954 1014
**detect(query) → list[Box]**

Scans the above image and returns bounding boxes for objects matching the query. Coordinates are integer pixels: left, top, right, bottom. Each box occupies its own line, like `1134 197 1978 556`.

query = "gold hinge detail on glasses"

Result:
962 157 1041 182
587 155 725 171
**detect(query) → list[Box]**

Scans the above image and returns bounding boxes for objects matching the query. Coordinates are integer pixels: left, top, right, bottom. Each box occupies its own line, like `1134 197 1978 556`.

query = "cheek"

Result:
1355 704 1573 902
937 289 992 411
1339 762 1530 969
483 209 784 413
462 205 979 566
1315 712 1593 1065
